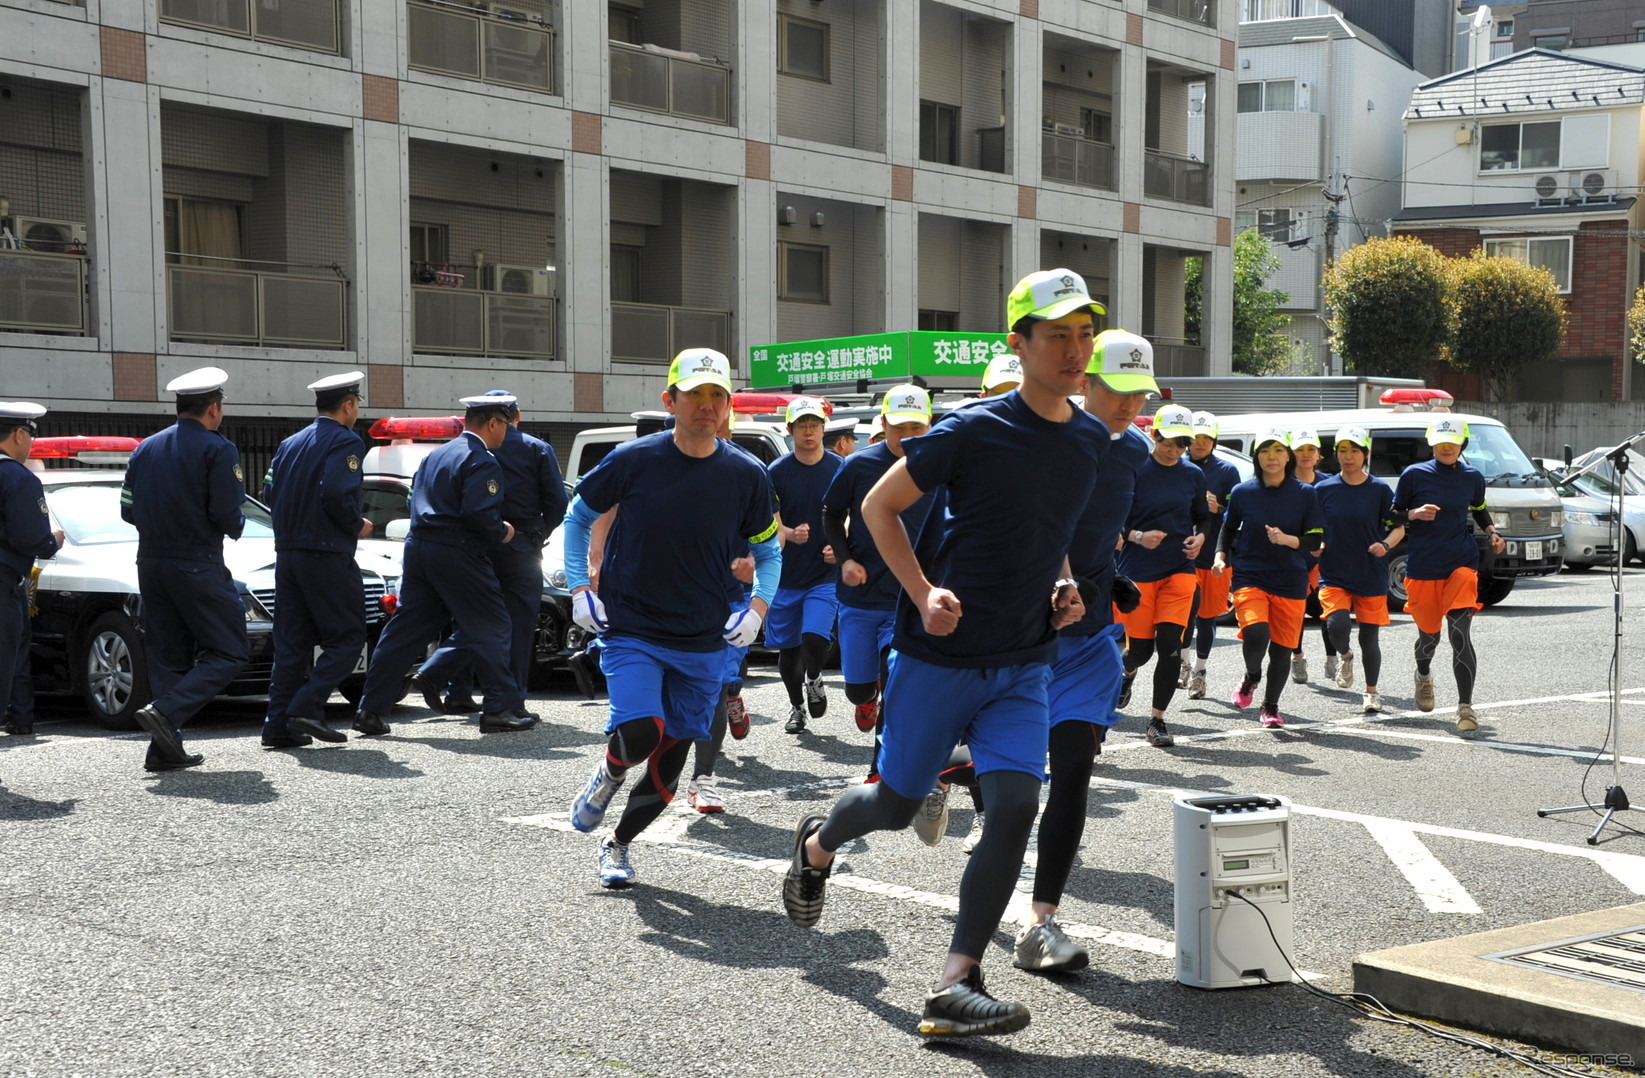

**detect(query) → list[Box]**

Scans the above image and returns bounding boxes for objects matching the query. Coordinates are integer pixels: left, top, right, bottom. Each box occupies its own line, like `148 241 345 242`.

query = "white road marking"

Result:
1361 820 1481 914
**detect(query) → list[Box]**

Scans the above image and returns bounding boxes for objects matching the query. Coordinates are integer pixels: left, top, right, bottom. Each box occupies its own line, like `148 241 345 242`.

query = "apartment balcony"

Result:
168 265 346 348
1235 111 1323 182
414 286 555 359
609 42 731 125
408 0 555 93
1041 131 1115 191
1153 339 1208 377
1148 0 1214 28
612 302 731 364
0 250 86 336
1144 149 1210 206
160 0 340 53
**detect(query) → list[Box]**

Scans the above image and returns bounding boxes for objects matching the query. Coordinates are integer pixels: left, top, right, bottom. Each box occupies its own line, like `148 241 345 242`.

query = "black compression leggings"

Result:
692 685 733 779
1123 623 1187 712
1191 614 1219 660
818 767 1042 962
1324 611 1383 686
603 716 690 846
778 632 832 705
1240 623 1293 709
1415 609 1477 704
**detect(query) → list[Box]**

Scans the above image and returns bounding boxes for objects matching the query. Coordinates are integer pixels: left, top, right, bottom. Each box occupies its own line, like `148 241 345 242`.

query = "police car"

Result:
361 416 574 681
26 437 403 728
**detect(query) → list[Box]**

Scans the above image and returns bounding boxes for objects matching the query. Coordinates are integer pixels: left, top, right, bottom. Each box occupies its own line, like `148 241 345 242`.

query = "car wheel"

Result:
80 611 150 730
1386 552 1409 613
1479 575 1516 606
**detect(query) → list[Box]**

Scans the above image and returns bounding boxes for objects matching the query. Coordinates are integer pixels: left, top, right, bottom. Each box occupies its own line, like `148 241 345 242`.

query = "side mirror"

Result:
385 518 411 541
1563 444 1573 468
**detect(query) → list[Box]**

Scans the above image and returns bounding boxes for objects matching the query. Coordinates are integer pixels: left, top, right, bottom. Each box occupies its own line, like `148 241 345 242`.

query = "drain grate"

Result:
1487 927 1645 993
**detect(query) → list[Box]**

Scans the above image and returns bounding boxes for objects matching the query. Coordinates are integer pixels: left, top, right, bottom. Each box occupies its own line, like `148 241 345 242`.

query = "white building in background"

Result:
0 0 1237 464
1233 8 1425 374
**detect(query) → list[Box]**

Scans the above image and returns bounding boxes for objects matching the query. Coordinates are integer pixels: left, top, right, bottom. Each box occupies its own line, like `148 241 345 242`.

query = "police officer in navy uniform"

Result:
415 389 567 719
260 371 373 749
351 394 534 735
120 367 250 772
0 403 64 738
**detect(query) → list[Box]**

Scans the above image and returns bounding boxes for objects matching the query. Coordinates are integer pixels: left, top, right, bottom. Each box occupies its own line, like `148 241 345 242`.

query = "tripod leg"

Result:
1538 803 1603 817
1587 808 1617 846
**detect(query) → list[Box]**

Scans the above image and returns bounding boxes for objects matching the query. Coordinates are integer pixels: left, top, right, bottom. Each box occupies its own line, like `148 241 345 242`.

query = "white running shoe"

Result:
598 837 636 888
961 813 984 854
1336 653 1355 689
1362 691 1382 713
913 784 951 847
1187 672 1207 700
1323 655 1339 682
1415 674 1436 713
1290 655 1308 684
1177 660 1192 690
687 774 725 814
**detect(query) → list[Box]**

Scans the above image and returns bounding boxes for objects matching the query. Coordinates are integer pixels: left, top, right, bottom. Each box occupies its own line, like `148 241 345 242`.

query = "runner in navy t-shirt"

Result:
1183 410 1243 700
782 269 1108 1039
1287 428 1332 685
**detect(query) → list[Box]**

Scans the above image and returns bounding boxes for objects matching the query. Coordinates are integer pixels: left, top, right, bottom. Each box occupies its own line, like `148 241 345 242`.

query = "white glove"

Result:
722 606 763 648
572 590 609 635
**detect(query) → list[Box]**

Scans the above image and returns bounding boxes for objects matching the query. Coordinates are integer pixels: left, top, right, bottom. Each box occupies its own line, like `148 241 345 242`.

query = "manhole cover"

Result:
1488 927 1645 993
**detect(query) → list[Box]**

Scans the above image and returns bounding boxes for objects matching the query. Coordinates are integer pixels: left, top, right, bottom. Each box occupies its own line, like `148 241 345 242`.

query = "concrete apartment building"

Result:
1458 0 1645 64
0 0 1237 462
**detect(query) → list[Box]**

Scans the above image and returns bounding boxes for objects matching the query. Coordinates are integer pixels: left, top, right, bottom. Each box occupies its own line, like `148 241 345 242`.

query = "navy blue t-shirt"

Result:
1118 457 1208 583
576 432 779 652
1393 458 1487 580
821 442 937 611
1064 425 1152 637
1220 477 1324 600
894 393 1109 668
1191 452 1244 570
1316 474 1394 597
769 450 844 590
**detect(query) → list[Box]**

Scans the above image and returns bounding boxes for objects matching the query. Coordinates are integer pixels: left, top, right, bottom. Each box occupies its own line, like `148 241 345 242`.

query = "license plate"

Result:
314 644 369 674
1524 541 1543 561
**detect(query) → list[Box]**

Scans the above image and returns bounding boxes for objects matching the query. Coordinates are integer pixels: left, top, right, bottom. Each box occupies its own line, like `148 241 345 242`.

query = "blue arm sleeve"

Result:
750 533 781 608
562 495 599 591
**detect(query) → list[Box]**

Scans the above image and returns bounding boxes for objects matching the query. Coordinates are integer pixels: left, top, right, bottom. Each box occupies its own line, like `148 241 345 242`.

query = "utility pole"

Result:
1322 167 1346 376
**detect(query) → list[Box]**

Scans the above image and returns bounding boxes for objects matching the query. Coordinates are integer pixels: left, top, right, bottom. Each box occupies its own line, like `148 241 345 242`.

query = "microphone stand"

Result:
1537 431 1645 844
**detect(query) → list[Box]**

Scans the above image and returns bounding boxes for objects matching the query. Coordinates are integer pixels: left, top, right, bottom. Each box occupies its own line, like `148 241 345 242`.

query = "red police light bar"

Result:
30 436 142 458
1133 416 1154 430
368 416 464 441
730 392 833 417
1378 388 1453 406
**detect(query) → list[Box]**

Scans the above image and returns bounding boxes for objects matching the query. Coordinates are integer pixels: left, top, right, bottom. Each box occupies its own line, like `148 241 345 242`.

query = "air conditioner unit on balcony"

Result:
486 264 554 296
1569 168 1617 204
1531 173 1563 205
489 1 545 23
4 217 88 254
1053 123 1085 138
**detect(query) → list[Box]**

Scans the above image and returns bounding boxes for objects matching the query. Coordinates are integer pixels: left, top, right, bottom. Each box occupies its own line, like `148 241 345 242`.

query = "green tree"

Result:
1185 228 1299 375
1323 235 1451 379
1445 251 1565 402
1628 284 1645 366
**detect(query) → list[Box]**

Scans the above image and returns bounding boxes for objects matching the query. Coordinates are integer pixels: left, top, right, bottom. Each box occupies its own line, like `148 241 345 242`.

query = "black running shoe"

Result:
918 966 1031 1037
782 813 830 927
1117 671 1136 710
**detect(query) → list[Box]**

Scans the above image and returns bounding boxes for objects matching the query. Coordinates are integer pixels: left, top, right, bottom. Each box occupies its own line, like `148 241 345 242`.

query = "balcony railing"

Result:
409 0 554 92
612 302 731 364
1041 131 1115 190
1152 339 1208 377
0 250 86 335
609 41 731 125
413 287 555 359
168 265 346 348
160 0 339 53
1144 148 1210 206
1149 0 1214 27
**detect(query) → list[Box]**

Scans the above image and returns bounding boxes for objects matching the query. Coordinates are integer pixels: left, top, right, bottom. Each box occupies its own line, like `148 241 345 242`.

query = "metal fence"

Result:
609 42 731 124
0 249 85 335
413 287 555 359
168 266 347 349
160 0 339 53
611 302 731 365
408 0 554 92
1144 149 1210 206
1148 0 1214 27
1041 132 1115 190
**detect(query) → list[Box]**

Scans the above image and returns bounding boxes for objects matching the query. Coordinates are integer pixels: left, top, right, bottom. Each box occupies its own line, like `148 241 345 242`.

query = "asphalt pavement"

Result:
4 568 1645 1077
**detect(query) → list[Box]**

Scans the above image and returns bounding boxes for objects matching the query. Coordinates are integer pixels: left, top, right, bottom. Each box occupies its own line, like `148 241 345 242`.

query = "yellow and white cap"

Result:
667 348 733 393
1252 427 1291 452
1153 405 1195 439
1290 428 1322 451
881 384 932 425
1190 410 1219 438
1006 268 1106 327
1086 330 1158 395
784 396 829 425
980 354 1024 392
1334 426 1372 450
1427 416 1470 446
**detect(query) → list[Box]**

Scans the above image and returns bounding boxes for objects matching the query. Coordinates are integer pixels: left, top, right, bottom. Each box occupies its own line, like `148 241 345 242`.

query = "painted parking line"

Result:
1362 820 1481 914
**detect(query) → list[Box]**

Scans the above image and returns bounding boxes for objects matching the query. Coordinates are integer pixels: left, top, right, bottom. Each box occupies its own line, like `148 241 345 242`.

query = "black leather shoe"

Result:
144 751 204 772
135 704 186 759
352 712 391 737
414 674 444 713
479 711 534 733
443 696 483 714
3 719 34 736
289 715 348 743
566 650 598 700
261 732 315 750
511 707 540 722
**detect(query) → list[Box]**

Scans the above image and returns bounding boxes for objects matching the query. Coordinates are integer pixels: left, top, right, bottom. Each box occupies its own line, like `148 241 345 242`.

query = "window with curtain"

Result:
164 197 245 266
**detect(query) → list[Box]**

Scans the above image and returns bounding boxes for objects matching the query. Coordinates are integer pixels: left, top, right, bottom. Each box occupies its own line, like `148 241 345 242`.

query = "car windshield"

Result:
1569 454 1645 498
46 480 272 545
1457 423 1539 480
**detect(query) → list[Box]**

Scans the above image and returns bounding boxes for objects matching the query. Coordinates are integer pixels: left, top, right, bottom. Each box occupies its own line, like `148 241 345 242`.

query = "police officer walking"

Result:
260 371 373 749
351 394 533 735
120 368 250 772
0 403 64 738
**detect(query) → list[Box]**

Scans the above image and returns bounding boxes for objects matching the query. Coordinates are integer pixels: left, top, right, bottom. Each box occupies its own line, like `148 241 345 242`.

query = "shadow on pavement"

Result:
144 768 279 804
0 788 79 820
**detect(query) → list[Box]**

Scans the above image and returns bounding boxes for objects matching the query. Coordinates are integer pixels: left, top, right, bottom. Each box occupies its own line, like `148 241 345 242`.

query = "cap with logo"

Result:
667 348 734 393
980 354 1024 392
1252 427 1292 452
785 396 829 426
881 384 932 426
0 402 47 433
1334 426 1372 450
1290 428 1322 451
1153 405 1195 439
868 414 886 441
1006 269 1107 328
1190 410 1219 439
166 366 229 399
1426 416 1470 446
1086 329 1159 396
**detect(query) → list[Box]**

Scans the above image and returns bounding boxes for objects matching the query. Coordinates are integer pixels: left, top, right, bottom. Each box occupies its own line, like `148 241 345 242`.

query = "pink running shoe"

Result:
1260 705 1285 728
1232 679 1257 710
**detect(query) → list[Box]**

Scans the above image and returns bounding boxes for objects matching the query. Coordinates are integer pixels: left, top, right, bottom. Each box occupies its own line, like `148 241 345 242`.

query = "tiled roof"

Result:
1393 197 1636 222
1239 14 1405 65
1406 49 1644 120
